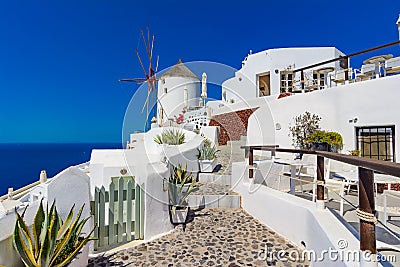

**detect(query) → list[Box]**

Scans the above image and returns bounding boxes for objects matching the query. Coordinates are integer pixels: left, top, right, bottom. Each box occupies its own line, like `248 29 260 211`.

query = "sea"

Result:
0 143 122 196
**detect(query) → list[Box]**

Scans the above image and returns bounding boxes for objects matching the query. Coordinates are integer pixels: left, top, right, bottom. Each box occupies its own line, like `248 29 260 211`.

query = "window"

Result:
356 126 395 161
280 71 294 93
312 72 325 89
164 88 168 94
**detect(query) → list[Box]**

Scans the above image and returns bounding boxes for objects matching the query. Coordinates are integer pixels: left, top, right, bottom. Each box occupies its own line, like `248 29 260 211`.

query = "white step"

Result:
198 173 231 186
188 194 240 209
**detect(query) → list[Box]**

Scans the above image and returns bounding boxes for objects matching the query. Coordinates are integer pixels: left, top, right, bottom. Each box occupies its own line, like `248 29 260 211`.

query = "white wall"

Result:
134 162 173 241
247 75 400 161
157 77 200 123
0 167 91 267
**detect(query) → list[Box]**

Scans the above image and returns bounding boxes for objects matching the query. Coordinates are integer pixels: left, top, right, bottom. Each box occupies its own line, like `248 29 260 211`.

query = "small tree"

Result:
289 111 321 150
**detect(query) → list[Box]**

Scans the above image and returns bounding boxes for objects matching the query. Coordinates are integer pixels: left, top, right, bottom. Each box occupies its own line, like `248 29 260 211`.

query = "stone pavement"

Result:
88 208 309 267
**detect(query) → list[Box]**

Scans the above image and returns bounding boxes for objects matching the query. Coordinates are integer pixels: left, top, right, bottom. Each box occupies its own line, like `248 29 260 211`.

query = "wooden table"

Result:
316 67 335 88
363 54 393 78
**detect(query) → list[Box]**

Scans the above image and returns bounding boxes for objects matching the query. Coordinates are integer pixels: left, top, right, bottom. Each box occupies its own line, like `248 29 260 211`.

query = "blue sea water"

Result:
0 143 122 196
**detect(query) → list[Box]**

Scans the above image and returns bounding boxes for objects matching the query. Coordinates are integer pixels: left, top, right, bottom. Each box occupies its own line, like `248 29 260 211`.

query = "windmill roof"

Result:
160 59 200 80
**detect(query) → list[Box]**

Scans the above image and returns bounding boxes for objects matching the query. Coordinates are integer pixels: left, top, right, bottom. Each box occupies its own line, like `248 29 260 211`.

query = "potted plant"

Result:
348 149 360 156
168 165 197 224
197 140 219 173
326 131 343 152
154 129 186 162
289 111 321 150
171 164 195 192
154 129 185 145
13 200 95 267
307 130 343 152
308 130 330 151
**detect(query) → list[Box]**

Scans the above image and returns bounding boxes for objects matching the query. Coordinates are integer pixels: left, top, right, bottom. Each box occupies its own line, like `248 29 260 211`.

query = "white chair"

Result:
304 71 318 91
309 159 358 216
355 64 376 81
295 154 318 199
331 68 353 85
385 56 400 75
264 161 290 192
326 160 359 216
383 190 400 226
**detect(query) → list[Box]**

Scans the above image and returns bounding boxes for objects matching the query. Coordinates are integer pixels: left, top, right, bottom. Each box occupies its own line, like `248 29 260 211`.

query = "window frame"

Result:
355 125 395 162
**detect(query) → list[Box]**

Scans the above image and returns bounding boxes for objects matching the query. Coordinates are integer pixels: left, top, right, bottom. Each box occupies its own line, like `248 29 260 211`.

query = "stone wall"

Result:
209 108 257 145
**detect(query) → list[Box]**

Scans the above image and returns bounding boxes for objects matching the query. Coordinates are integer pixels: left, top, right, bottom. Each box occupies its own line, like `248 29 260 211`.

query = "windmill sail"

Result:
119 27 164 129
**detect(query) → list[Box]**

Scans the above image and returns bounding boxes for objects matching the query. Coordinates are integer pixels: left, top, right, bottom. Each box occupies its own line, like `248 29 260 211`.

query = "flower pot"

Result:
169 206 189 224
199 159 217 173
329 144 340 153
312 142 329 151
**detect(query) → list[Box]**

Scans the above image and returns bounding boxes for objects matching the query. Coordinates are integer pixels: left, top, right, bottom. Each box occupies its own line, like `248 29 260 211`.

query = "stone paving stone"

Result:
88 209 309 266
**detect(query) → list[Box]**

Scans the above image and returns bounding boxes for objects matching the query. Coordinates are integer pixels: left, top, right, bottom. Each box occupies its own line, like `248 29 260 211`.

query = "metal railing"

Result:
241 145 400 260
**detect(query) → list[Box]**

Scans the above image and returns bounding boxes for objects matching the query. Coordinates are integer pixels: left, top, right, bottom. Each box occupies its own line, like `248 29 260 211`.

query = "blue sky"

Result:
1 0 399 143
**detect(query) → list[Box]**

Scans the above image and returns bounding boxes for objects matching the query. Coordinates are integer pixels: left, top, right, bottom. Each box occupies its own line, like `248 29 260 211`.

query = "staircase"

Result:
188 136 247 209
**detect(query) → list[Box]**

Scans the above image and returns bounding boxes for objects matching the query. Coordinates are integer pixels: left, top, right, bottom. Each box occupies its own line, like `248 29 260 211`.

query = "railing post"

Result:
301 71 305 91
358 167 377 266
316 156 325 209
7 188 13 200
248 147 253 179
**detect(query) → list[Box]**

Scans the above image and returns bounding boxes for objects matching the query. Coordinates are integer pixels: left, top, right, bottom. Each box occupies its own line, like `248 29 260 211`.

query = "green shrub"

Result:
289 111 321 150
308 130 330 143
13 200 94 267
326 131 343 148
307 130 343 149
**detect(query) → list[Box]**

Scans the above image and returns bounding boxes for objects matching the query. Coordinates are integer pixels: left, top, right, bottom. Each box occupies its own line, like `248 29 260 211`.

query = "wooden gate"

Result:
91 176 145 251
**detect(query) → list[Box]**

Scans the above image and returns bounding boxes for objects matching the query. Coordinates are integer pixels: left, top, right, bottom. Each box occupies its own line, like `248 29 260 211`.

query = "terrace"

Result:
278 40 400 95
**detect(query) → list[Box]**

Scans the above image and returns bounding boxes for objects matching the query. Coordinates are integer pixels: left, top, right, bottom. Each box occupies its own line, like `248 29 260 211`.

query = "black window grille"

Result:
356 126 395 162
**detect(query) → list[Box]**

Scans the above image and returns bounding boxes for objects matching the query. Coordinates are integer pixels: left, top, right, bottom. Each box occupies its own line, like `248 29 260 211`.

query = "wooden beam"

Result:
317 156 325 201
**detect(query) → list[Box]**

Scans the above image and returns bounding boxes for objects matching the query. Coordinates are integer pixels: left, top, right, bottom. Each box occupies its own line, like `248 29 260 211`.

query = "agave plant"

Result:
154 129 185 145
168 169 197 215
197 145 219 160
13 200 95 267
154 134 163 145
171 164 194 184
